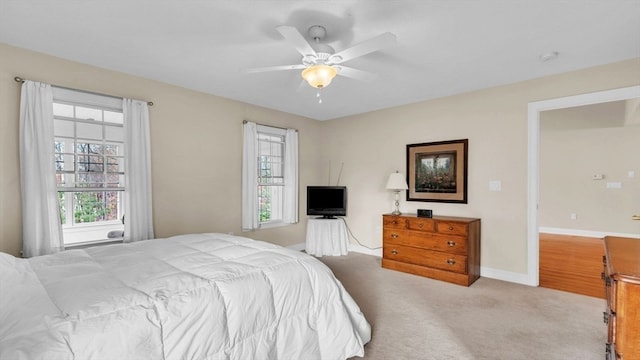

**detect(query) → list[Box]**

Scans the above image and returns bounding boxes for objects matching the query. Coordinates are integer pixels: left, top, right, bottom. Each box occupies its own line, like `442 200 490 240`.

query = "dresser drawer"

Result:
406 217 435 232
383 243 467 274
383 229 467 254
436 221 468 236
383 215 407 229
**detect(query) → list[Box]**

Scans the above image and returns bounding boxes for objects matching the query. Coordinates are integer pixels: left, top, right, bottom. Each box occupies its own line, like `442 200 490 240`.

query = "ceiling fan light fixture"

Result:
301 64 337 88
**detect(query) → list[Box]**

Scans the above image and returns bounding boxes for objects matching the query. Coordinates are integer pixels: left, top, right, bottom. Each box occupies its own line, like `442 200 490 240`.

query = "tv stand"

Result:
305 218 348 257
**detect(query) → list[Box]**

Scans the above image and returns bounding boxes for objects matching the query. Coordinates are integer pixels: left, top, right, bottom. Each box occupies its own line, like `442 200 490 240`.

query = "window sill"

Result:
259 221 294 230
65 238 123 250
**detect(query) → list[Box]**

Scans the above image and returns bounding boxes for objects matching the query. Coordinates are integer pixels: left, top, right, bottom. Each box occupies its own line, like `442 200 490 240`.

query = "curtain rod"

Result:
243 119 297 132
14 76 154 106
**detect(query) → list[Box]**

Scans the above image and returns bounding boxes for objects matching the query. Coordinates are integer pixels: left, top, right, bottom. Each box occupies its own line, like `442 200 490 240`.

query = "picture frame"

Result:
406 139 468 203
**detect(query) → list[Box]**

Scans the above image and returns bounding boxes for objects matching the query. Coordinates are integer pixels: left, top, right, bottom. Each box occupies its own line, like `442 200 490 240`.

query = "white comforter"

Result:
0 233 371 360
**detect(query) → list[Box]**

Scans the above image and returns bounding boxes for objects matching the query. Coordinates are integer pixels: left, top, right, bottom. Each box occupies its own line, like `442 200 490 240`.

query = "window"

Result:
242 121 298 231
52 89 125 245
257 128 285 224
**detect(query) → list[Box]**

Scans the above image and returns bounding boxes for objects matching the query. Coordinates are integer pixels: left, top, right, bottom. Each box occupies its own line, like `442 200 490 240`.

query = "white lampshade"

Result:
386 172 408 190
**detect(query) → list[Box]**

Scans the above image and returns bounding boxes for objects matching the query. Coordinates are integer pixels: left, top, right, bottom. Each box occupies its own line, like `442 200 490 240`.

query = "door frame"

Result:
526 85 640 286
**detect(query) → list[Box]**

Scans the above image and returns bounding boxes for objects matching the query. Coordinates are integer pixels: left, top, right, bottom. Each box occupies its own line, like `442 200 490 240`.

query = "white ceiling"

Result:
1 1 639 121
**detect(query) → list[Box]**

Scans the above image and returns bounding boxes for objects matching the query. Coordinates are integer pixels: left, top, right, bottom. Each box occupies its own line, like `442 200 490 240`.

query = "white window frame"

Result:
256 125 287 228
52 87 126 246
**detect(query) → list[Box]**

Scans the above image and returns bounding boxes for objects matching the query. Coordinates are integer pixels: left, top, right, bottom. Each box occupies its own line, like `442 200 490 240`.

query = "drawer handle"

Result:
447 240 456 247
446 259 456 265
391 249 399 255
392 221 397 225
391 233 399 239
448 226 454 231
418 223 423 228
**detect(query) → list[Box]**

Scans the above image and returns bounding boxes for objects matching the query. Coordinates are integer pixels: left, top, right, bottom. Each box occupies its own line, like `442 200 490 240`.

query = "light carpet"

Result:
318 252 606 360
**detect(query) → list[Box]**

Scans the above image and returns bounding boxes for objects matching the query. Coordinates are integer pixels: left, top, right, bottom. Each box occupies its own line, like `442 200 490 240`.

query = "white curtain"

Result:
123 99 154 242
241 121 259 231
19 80 64 257
283 129 298 224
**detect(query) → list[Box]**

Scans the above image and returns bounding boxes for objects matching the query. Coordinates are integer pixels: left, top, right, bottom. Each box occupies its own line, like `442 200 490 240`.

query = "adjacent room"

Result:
1 1 639 359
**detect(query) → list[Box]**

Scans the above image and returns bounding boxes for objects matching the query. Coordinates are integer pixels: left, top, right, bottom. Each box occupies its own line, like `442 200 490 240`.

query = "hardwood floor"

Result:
539 233 605 298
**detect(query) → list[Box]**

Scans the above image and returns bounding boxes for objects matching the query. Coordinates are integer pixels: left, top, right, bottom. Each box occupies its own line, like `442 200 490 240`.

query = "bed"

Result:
0 233 371 359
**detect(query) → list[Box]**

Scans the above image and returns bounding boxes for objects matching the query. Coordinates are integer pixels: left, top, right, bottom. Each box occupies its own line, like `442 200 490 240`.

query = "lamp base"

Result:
392 195 401 215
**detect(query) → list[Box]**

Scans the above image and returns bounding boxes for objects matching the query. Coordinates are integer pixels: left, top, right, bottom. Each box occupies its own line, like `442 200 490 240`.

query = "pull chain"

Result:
317 88 323 104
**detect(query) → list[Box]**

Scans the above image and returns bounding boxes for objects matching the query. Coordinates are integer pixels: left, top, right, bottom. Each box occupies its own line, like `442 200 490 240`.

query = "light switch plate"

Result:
606 182 623 189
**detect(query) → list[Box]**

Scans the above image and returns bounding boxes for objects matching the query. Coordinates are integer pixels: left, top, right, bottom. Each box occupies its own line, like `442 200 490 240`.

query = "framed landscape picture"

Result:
406 139 468 203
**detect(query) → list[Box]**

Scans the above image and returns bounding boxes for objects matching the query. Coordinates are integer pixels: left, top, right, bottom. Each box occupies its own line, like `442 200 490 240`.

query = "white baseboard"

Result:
539 227 640 239
348 244 382 257
286 243 306 251
480 266 534 286
292 242 539 287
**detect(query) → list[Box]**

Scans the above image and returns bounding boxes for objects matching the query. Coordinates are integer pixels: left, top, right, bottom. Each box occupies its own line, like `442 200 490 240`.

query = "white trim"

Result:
286 243 306 251
539 227 640 239
348 243 383 257
288 242 384 257
480 266 531 286
527 85 640 287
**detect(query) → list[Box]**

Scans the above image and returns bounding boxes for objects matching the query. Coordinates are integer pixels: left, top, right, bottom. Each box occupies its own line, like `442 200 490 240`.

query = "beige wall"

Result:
539 103 639 233
0 43 322 257
1 41 638 276
319 58 640 275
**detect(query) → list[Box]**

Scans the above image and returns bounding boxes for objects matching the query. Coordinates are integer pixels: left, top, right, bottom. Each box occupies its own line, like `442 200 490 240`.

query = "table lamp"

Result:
386 171 408 215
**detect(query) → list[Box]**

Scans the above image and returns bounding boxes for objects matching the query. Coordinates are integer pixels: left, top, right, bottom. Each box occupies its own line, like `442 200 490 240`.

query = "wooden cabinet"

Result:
603 236 640 360
381 214 481 286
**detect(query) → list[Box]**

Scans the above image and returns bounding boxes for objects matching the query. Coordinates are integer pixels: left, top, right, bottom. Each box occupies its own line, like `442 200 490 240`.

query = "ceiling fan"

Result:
247 25 396 91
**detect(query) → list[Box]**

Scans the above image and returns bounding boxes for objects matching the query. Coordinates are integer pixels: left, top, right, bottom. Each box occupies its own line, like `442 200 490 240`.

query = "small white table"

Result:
305 218 349 257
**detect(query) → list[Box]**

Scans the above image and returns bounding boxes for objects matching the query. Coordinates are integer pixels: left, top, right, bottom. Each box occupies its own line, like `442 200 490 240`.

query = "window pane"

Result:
258 185 271 222
77 155 104 172
58 192 66 224
76 106 102 122
57 173 74 187
104 143 122 156
73 191 120 223
76 173 105 187
76 142 103 154
258 185 283 223
106 157 124 173
104 111 123 124
55 153 75 172
76 122 102 140
106 174 123 187
54 119 74 137
53 103 74 117
105 126 123 141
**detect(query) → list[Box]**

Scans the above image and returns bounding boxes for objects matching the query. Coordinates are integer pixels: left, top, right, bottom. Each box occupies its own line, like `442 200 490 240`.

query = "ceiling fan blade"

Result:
329 32 396 64
336 66 378 82
276 25 317 57
246 64 307 73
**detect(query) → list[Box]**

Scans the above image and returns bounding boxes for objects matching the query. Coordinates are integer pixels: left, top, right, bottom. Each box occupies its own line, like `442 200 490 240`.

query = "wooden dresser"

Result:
603 236 640 360
381 214 481 286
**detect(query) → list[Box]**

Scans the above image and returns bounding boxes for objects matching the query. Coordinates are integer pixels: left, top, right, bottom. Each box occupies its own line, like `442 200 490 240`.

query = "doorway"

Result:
526 85 640 287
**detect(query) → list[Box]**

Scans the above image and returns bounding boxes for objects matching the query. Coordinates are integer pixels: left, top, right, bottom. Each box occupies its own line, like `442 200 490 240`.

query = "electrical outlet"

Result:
570 213 577 220
489 180 501 191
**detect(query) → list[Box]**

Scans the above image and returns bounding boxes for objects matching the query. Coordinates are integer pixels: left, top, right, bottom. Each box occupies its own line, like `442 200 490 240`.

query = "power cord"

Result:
339 217 382 250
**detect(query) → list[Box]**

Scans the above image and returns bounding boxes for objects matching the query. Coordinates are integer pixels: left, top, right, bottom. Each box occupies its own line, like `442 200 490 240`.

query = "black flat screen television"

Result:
306 186 347 218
